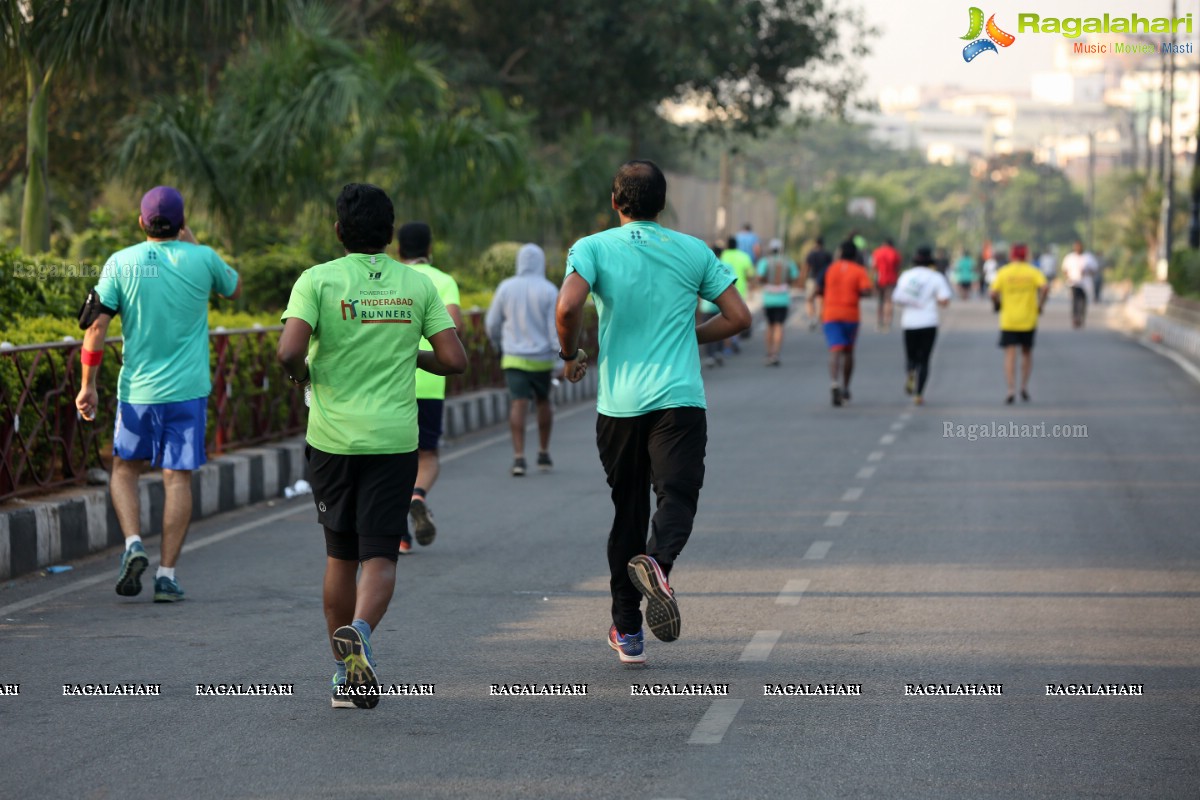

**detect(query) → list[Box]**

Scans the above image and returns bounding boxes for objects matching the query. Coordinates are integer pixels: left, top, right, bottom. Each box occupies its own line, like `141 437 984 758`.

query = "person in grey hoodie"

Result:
485 243 561 476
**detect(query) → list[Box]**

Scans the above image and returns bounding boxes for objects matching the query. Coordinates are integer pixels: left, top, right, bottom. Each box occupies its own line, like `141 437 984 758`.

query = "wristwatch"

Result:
558 349 581 361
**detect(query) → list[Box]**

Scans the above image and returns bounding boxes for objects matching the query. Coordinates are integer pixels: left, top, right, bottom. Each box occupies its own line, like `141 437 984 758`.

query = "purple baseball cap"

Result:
140 186 185 228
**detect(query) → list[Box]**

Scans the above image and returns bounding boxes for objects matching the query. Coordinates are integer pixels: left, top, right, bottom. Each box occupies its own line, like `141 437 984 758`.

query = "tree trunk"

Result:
20 63 53 254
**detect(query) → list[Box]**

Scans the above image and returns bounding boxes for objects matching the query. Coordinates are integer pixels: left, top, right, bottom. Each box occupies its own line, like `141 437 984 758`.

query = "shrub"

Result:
1169 249 1200 299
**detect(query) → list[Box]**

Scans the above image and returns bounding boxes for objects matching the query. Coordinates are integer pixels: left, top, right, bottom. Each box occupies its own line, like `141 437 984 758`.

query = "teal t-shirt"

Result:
281 253 455 455
566 221 735 417
756 256 799 308
95 240 239 404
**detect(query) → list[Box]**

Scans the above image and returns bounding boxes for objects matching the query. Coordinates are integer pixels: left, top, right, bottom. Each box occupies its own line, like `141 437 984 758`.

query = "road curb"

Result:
0 371 597 581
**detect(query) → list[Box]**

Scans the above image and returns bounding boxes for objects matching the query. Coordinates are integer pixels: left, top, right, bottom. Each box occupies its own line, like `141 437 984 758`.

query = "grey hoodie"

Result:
485 243 560 362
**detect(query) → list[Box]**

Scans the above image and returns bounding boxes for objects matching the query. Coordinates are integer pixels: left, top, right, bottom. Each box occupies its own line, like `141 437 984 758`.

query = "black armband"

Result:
78 289 118 330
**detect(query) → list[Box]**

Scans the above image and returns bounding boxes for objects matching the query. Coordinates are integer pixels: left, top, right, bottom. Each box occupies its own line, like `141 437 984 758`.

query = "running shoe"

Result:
332 625 379 709
153 575 185 603
627 554 680 642
537 452 553 472
608 625 647 665
398 538 413 555
115 541 149 597
511 457 527 477
331 672 355 709
831 385 842 407
842 387 851 403
914 395 924 407
410 498 436 546
1021 389 1031 403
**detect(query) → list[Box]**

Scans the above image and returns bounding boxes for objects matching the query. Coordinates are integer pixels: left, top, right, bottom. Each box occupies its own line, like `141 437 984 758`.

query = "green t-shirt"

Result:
720 248 754 297
566 221 735 417
95 240 239 404
281 253 455 454
406 262 461 400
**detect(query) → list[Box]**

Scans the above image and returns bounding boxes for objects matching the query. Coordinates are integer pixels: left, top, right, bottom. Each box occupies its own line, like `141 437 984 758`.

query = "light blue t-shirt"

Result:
95 240 239 404
756 256 799 308
566 221 735 417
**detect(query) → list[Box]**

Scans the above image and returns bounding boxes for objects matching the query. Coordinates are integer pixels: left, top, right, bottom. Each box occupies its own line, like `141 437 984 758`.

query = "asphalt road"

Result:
2 293 1199 799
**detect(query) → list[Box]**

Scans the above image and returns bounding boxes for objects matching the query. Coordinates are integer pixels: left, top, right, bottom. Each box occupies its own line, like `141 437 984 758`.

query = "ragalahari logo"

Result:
962 7 1016 62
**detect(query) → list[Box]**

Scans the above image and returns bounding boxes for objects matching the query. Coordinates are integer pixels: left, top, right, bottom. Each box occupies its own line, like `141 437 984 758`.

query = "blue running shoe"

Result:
332 625 379 709
608 625 646 665
152 575 185 603
331 673 355 709
115 542 149 597
627 554 680 642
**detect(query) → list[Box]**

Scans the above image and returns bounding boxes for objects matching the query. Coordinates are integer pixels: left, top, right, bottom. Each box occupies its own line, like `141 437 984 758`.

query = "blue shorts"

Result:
113 398 208 470
823 321 860 351
417 398 444 451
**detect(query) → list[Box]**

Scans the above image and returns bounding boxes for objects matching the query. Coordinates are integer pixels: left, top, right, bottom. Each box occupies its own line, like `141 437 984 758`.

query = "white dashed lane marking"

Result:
879 433 896 445
739 630 783 662
775 579 811 605
688 699 745 745
890 422 905 432
825 511 849 527
857 466 876 479
804 541 832 560
867 451 885 462
840 487 864 502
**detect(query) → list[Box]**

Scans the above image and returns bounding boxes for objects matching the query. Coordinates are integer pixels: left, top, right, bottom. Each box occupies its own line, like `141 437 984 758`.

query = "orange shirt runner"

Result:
822 259 873 323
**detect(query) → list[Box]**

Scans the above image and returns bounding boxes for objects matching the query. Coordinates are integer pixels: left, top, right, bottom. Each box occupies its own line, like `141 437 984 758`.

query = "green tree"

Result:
1 0 283 253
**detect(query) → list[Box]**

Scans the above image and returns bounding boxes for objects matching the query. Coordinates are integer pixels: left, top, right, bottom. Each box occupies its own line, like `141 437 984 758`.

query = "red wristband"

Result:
81 348 103 367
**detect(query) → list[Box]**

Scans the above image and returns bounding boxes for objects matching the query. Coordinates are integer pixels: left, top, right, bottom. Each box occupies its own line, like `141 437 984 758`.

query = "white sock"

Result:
125 535 142 549
156 566 175 580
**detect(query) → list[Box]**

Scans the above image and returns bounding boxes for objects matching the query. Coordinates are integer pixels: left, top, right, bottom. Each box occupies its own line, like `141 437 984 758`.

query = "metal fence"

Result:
1 309 595 503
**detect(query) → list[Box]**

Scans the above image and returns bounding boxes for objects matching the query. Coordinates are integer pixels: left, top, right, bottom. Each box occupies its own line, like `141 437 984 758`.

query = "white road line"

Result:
879 433 896 445
824 511 849 527
856 466 877 480
739 630 783 662
0 502 307 617
890 422 905 432
804 541 832 560
688 699 745 745
840 487 864 502
867 451 885 462
776 579 811 605
1138 338 1200 386
0 402 599 617
899 412 914 421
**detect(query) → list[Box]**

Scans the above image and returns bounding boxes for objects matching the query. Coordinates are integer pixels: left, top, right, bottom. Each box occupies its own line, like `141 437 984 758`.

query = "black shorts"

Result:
998 329 1036 349
764 306 789 325
417 398 444 451
504 368 552 401
306 445 418 562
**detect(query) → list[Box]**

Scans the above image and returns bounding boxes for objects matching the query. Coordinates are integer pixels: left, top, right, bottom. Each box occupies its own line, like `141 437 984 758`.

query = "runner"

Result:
756 238 800 365
485 243 561 476
75 186 240 603
277 183 466 708
803 236 833 330
699 242 725 367
953 250 976 300
988 243 1048 404
719 236 755 354
893 246 953 406
872 238 901 332
397 222 463 552
735 222 762 262
822 240 873 407
1061 240 1098 329
556 160 750 664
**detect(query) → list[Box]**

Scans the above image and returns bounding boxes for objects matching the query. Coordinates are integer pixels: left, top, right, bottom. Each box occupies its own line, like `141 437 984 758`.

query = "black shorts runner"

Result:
417 398 444 451
764 306 788 325
998 329 1036 349
504 368 552 401
306 446 418 561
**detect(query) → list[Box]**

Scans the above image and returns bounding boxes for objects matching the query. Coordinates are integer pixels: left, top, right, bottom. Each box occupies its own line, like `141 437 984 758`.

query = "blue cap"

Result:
140 186 184 228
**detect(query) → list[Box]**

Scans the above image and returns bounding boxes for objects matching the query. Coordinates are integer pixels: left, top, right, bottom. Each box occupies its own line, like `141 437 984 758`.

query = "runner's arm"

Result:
417 328 467 375
696 284 751 345
277 318 313 383
75 312 113 421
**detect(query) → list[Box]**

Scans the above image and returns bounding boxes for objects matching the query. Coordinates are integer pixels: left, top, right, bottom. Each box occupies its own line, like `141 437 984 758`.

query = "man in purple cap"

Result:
76 186 241 602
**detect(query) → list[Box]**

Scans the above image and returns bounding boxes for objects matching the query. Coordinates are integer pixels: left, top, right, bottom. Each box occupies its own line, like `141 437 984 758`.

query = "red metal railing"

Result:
1 309 596 502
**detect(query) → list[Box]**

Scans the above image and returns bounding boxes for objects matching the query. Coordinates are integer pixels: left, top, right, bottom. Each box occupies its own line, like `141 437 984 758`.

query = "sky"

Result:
857 0 1198 98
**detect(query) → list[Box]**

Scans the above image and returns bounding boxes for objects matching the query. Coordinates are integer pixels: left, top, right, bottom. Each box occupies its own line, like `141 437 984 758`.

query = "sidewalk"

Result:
0 370 597 582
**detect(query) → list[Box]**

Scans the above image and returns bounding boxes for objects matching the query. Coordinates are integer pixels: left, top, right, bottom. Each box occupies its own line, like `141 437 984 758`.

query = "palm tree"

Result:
0 0 283 253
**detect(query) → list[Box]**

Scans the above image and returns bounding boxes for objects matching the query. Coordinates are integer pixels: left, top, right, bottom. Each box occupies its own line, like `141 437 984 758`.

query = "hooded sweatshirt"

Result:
485 243 561 365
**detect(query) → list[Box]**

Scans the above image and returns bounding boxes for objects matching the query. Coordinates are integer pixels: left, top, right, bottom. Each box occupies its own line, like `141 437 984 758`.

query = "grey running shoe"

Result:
627 555 680 643
410 498 436 546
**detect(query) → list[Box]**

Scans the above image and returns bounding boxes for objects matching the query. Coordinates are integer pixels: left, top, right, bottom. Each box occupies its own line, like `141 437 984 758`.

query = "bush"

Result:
236 244 315 312
1169 249 1200 299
